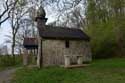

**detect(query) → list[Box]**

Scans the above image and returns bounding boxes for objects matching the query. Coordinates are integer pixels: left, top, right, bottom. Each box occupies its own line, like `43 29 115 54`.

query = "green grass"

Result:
12 58 125 83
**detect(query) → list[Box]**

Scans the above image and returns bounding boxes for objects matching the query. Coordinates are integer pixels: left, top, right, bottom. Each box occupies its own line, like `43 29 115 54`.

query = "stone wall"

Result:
42 39 92 66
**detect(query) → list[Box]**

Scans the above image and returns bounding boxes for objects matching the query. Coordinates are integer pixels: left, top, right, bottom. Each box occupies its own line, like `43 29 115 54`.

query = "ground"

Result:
0 68 17 83
11 58 125 83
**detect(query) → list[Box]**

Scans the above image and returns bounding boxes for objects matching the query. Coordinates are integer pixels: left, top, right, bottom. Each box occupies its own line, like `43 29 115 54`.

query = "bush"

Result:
87 21 117 58
0 55 22 67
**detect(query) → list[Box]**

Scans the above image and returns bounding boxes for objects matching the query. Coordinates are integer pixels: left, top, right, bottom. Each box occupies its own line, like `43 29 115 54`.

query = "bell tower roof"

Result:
37 6 46 18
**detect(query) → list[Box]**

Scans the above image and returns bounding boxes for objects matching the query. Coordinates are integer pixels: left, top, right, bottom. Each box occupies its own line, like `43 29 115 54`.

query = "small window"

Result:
65 41 70 48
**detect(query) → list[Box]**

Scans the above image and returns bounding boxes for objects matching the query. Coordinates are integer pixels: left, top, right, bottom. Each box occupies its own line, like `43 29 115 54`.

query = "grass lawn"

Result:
12 58 125 83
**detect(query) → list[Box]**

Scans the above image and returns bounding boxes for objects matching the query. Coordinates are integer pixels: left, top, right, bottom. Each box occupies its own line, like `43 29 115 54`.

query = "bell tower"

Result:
35 6 47 31
35 6 47 68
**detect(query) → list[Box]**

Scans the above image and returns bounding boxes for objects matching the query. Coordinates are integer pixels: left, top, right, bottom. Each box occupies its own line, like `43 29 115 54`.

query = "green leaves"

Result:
85 0 125 58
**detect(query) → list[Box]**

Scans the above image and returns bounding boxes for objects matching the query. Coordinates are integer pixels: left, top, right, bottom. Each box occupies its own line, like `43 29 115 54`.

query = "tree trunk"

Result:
11 44 15 56
11 33 16 64
12 34 16 56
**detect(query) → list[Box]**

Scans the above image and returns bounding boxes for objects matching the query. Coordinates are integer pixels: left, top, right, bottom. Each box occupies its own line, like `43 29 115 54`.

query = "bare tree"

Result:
60 7 85 28
9 0 28 56
0 0 18 26
16 18 37 54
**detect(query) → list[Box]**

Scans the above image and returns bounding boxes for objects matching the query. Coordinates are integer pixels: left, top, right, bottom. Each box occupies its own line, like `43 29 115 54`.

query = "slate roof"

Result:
23 38 38 49
38 25 90 41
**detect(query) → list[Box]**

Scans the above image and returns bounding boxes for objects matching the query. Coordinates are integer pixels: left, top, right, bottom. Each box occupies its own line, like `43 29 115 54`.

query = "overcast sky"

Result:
0 0 59 54
0 0 84 54
0 22 10 44
0 11 55 45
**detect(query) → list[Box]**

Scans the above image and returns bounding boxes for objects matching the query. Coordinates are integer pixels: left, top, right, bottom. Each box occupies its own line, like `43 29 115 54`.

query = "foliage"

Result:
0 55 22 68
28 54 37 65
85 0 125 58
87 20 117 58
12 58 125 83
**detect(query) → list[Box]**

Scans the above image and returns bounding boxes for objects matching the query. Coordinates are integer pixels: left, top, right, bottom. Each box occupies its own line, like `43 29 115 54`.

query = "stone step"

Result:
61 64 90 68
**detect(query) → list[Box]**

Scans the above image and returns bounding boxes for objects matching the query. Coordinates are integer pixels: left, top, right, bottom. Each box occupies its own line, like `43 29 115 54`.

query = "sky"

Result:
0 16 55 54
0 0 57 46
0 12 55 44
0 0 84 54
0 7 56 55
0 0 58 54
0 22 11 45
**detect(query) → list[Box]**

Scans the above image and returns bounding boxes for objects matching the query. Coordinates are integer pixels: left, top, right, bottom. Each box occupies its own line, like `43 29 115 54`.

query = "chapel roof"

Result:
38 25 90 41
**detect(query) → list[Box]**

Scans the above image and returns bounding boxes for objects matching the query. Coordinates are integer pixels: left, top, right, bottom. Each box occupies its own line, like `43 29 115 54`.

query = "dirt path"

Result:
0 68 18 83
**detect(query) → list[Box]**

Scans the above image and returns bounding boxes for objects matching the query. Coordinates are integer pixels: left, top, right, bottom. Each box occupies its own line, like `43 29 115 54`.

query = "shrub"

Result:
0 55 22 67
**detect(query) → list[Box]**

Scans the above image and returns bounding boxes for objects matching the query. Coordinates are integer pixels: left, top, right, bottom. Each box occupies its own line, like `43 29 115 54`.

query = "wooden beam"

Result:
23 48 28 66
37 38 43 68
